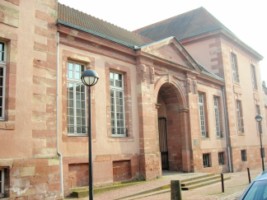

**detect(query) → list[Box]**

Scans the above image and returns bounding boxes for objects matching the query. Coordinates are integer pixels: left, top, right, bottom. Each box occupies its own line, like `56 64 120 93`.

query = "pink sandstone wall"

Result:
183 34 266 171
57 25 141 194
0 0 61 199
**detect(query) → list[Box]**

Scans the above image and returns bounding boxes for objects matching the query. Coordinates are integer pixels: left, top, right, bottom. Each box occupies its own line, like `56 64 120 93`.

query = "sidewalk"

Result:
67 168 262 200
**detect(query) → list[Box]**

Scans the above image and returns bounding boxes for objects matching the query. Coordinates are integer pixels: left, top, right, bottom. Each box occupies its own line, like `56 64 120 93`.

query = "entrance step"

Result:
181 173 231 190
68 173 230 198
69 180 145 198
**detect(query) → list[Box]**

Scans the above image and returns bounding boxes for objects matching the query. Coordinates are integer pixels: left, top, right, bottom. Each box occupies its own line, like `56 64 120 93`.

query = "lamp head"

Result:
255 115 263 122
81 69 99 87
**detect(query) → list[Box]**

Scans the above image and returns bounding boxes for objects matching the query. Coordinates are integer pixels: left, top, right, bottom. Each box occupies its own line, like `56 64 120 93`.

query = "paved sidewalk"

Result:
67 168 262 200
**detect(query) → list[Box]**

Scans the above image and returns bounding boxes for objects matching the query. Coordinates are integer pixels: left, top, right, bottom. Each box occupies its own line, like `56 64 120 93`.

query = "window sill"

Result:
67 134 88 137
0 121 15 130
108 136 134 142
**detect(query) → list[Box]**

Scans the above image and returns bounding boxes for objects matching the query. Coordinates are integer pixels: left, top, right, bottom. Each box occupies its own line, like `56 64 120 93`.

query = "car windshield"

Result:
243 180 267 200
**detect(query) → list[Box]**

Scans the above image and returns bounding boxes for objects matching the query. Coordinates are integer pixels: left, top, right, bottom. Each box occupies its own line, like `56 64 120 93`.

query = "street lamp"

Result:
81 69 99 200
255 114 265 171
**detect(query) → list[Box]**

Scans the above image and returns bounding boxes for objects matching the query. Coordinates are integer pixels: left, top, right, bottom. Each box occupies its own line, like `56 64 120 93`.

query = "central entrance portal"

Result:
157 83 183 171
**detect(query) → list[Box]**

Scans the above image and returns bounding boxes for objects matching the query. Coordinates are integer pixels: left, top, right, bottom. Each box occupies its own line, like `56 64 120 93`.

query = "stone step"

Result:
69 180 145 198
181 174 231 190
69 173 231 198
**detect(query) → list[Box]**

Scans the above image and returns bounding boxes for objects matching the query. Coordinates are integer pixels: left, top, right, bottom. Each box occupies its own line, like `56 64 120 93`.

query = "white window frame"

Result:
67 62 87 135
110 72 126 137
0 169 5 197
0 42 6 120
231 53 239 83
198 92 208 138
236 100 244 133
214 96 222 138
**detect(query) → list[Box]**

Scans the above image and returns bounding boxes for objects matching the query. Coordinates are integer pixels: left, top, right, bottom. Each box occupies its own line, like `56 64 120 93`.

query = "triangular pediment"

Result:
141 37 200 71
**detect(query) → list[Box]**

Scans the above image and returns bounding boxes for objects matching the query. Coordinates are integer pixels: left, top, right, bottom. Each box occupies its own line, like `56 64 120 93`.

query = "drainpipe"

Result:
56 32 64 197
222 86 233 172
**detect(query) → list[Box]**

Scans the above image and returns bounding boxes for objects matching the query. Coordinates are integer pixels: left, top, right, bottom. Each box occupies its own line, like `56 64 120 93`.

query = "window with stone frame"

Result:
214 96 223 138
218 152 225 165
0 169 3 198
203 153 211 168
67 62 87 135
110 72 126 137
0 168 8 198
241 149 247 161
198 92 208 138
236 100 244 133
0 42 6 120
251 64 258 90
231 53 240 83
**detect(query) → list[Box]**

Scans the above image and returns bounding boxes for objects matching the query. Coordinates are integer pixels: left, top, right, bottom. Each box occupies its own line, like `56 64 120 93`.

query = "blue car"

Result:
239 171 267 200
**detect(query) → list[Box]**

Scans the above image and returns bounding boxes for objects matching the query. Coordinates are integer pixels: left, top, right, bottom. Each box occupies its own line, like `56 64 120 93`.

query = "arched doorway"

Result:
157 82 184 171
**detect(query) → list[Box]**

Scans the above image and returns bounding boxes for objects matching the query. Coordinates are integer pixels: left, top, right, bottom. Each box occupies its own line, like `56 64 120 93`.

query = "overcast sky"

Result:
59 0 267 84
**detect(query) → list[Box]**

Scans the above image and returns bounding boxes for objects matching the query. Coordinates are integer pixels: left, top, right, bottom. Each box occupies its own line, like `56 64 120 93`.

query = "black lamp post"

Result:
81 69 99 200
255 114 265 171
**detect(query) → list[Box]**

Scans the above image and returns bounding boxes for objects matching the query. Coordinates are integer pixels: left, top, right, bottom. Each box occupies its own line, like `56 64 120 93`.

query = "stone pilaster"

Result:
137 63 161 180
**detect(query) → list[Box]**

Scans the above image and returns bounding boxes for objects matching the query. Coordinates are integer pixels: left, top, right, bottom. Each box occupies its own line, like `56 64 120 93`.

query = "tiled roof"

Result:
57 3 150 48
135 7 263 60
135 7 225 41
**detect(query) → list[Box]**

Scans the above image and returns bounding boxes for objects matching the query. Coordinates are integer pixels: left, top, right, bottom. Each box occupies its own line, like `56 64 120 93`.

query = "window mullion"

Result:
114 89 118 134
73 82 77 134
0 44 6 120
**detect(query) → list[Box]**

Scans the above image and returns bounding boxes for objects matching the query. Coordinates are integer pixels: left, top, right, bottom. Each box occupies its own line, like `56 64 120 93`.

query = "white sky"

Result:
59 0 267 84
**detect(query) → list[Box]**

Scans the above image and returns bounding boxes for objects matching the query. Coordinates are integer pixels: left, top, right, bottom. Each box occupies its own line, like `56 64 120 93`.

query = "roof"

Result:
135 7 263 60
57 4 225 82
198 63 224 82
57 3 150 48
135 7 224 41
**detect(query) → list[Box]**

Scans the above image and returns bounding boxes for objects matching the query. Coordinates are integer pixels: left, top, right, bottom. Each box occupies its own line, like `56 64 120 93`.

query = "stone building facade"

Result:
0 0 61 199
0 1 266 198
135 6 267 172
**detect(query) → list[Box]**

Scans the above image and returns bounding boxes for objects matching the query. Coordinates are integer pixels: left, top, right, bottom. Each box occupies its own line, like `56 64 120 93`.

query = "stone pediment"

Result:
141 37 200 71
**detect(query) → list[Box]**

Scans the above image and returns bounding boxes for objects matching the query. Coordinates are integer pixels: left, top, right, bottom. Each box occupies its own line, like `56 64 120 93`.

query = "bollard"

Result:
247 168 251 183
171 180 182 200
221 173 224 193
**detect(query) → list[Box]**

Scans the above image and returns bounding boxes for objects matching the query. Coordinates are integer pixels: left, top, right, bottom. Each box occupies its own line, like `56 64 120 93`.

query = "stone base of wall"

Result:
192 149 229 173
63 154 140 196
113 160 131 182
232 146 265 172
139 153 161 180
191 146 265 174
2 157 62 199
